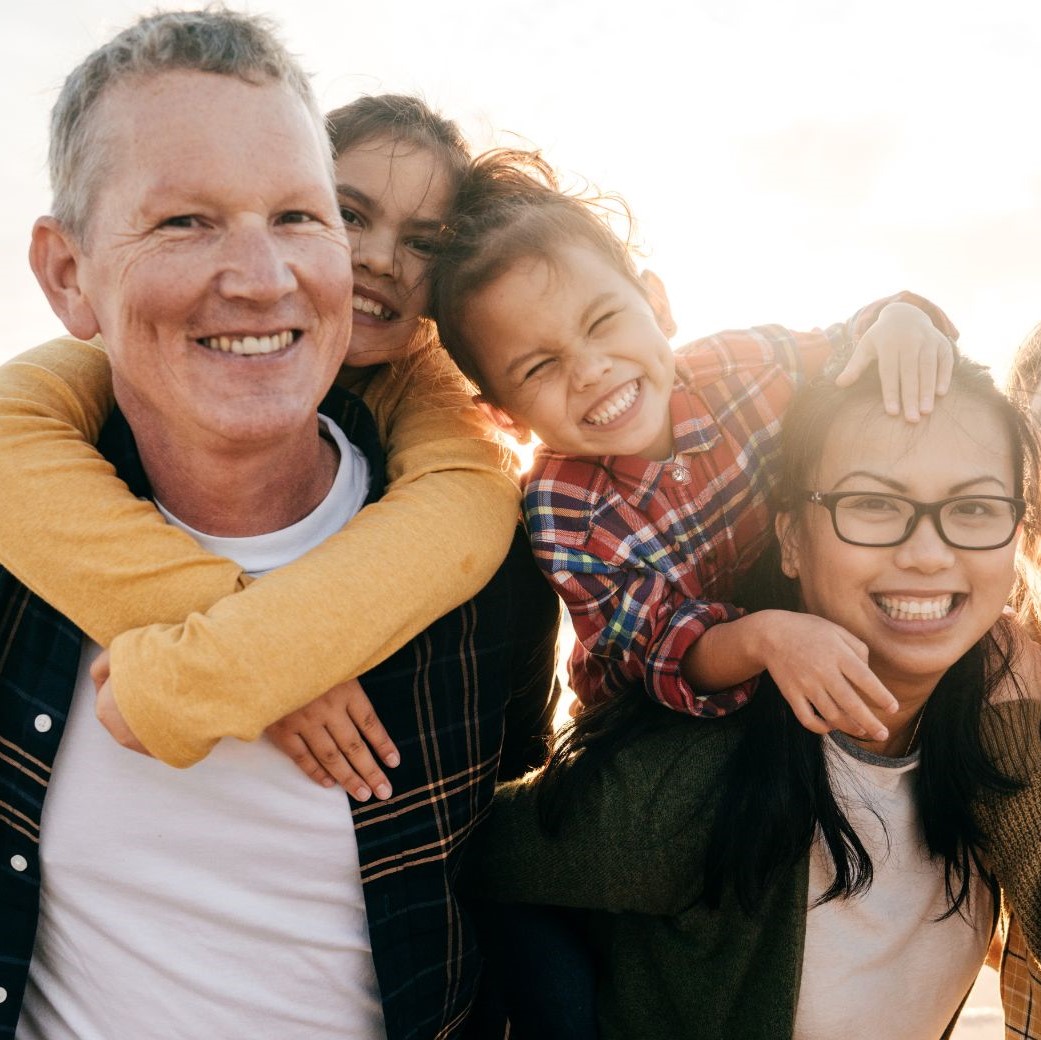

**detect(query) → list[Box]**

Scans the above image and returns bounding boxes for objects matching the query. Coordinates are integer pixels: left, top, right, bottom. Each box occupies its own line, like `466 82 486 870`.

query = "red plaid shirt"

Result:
522 293 956 712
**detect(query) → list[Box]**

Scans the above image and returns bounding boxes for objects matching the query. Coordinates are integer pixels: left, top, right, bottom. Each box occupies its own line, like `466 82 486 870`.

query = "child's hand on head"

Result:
761 611 898 740
266 677 400 800
835 301 955 421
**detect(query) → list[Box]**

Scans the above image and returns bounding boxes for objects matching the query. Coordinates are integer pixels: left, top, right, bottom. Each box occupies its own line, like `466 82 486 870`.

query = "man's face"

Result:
71 70 352 454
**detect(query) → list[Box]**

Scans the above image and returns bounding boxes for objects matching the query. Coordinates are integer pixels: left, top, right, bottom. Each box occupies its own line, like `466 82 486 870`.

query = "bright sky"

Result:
4 0 1041 377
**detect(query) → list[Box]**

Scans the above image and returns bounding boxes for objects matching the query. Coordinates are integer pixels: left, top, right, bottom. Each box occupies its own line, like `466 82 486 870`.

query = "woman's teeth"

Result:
353 295 394 321
585 380 639 425
200 330 294 355
875 595 955 621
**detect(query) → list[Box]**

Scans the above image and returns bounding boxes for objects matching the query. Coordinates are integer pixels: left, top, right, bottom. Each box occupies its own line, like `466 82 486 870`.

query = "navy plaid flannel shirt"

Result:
0 385 560 1039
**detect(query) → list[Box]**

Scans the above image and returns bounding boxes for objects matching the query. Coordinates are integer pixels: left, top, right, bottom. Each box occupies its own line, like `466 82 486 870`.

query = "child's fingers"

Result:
895 342 923 422
269 729 343 792
936 336 955 397
321 714 393 801
797 684 869 739
832 346 869 388
786 695 834 736
341 683 400 769
818 678 890 742
915 335 940 415
842 656 899 715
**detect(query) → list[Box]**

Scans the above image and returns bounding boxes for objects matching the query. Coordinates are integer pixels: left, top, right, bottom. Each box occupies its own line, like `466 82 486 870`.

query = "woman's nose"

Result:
894 514 957 573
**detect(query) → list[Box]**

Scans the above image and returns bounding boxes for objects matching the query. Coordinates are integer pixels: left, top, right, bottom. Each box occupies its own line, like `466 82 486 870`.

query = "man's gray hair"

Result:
50 7 328 243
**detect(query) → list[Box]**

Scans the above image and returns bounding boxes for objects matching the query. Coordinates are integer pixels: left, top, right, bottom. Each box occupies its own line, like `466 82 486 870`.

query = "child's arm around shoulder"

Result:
677 290 958 422
0 336 520 767
523 455 745 712
681 609 897 740
0 336 246 643
110 343 521 767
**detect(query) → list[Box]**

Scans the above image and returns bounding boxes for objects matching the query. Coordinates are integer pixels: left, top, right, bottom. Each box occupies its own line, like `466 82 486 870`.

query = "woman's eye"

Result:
406 237 436 256
847 495 900 515
589 311 619 335
950 499 996 519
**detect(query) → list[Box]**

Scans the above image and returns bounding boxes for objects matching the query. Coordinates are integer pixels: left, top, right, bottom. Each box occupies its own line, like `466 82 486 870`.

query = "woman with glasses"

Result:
465 354 1041 1039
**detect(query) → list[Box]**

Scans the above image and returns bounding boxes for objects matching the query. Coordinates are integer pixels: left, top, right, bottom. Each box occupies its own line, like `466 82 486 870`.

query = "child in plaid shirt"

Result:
431 149 958 740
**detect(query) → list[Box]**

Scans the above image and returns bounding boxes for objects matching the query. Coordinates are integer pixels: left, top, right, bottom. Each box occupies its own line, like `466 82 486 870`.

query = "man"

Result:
0 10 557 1038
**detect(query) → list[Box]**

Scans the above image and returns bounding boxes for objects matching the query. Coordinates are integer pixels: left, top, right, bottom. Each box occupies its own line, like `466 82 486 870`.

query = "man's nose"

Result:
216 224 298 303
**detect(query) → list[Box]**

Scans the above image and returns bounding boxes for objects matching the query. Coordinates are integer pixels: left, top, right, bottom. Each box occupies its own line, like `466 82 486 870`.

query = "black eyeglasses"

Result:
803 491 1026 550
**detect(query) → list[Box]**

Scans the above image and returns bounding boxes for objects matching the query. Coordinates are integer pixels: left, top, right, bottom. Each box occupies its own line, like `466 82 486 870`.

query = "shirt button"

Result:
671 466 688 483
34 714 52 733
10 855 28 872
0 987 6 1003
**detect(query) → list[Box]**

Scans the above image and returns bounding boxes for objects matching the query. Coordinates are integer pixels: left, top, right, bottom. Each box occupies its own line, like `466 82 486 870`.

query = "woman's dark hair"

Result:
428 148 642 394
540 354 1039 914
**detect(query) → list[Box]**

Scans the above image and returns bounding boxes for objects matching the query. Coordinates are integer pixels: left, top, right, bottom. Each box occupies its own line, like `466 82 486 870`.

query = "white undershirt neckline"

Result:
794 732 992 1040
20 415 388 1040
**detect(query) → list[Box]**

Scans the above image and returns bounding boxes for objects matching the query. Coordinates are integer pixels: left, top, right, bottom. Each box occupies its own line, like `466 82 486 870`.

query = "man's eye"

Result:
160 215 201 229
279 211 316 225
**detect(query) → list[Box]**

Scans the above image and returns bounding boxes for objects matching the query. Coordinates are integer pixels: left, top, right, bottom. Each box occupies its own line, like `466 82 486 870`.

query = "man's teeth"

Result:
585 380 639 426
876 595 955 621
201 330 294 355
353 295 394 321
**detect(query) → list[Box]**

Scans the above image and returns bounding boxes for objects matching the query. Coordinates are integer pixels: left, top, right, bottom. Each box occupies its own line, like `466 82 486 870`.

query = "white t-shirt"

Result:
19 417 388 1040
794 733 993 1040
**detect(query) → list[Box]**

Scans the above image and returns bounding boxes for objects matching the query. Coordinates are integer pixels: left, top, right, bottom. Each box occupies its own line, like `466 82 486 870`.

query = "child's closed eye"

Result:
589 310 620 335
522 357 557 381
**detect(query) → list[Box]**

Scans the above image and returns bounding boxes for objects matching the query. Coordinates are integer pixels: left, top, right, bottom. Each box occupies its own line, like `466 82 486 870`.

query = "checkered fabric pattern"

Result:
523 292 957 711
1000 909 1041 1036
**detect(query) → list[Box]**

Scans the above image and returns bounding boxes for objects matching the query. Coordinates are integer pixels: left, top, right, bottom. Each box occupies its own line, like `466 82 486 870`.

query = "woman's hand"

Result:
835 301 955 422
266 678 400 800
758 610 899 740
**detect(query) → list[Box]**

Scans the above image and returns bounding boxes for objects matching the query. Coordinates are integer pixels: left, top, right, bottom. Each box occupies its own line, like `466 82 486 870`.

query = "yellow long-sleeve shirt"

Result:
0 335 520 765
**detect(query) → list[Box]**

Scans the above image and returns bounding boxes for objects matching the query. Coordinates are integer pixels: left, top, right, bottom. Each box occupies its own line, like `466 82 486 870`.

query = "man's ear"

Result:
474 396 532 445
775 511 801 579
29 216 101 340
640 269 677 339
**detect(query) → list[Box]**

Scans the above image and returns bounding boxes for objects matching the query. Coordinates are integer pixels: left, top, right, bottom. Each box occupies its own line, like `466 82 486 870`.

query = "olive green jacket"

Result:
468 700 1041 1040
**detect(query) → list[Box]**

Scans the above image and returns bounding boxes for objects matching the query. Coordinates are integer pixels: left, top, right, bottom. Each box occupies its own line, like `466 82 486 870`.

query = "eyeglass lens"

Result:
833 494 1018 548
